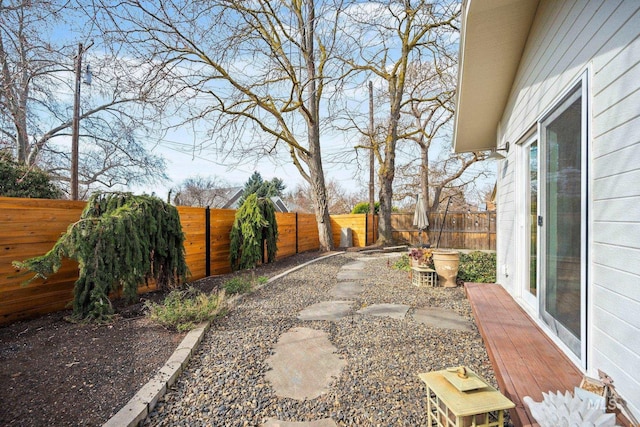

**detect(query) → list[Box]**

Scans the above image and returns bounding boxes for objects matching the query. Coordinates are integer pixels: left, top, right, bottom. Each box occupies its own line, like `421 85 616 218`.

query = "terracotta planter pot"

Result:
432 250 460 287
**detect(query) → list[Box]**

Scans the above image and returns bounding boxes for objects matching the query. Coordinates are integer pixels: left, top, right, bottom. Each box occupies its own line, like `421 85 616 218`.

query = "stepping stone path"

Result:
267 257 444 426
264 327 346 400
297 301 353 321
357 303 410 319
335 269 362 281
330 281 363 299
266 260 368 425
411 307 474 332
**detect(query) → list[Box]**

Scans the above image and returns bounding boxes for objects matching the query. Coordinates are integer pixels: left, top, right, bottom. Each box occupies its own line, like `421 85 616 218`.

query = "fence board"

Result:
0 198 376 324
275 212 297 259
297 213 319 253
208 208 235 276
176 206 208 280
390 212 496 250
0 198 85 324
330 214 369 247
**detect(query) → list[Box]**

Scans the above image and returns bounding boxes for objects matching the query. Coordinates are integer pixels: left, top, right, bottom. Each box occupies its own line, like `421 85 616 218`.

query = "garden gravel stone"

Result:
142 252 498 426
263 418 337 427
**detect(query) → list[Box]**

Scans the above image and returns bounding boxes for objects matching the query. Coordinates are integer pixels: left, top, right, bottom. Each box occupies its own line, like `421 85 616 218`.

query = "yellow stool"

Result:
418 367 514 427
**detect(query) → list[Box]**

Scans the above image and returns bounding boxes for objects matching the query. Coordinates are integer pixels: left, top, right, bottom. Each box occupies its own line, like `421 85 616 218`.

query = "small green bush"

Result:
0 152 62 199
393 254 411 272
146 286 225 332
224 277 252 294
457 251 496 283
223 275 267 295
351 201 380 214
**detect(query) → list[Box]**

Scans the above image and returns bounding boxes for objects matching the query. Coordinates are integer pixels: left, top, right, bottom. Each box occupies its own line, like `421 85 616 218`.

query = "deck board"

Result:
465 283 584 427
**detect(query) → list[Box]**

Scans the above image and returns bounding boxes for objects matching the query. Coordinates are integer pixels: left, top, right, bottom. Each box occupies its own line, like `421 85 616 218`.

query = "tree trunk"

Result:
377 73 402 245
308 153 333 251
303 0 333 251
377 163 395 244
15 117 29 164
421 144 430 213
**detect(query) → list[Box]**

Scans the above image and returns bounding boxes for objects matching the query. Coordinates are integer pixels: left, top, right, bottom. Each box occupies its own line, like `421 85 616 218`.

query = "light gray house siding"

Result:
495 0 640 418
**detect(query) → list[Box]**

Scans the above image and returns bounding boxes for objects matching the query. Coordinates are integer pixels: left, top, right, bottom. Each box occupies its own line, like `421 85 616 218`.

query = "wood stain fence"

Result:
391 211 496 250
0 197 378 324
1 198 489 325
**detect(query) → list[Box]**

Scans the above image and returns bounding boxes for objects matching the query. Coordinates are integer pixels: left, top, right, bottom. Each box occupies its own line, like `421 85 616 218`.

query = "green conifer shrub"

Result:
229 194 278 271
13 192 189 322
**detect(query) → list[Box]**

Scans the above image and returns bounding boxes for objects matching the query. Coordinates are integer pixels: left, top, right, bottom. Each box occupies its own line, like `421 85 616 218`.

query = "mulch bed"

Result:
0 251 324 427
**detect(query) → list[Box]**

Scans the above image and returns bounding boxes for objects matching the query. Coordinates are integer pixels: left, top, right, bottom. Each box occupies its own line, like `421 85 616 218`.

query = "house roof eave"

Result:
453 0 539 153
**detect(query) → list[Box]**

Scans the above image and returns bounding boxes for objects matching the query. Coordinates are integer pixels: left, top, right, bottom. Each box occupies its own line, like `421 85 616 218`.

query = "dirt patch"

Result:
0 251 325 426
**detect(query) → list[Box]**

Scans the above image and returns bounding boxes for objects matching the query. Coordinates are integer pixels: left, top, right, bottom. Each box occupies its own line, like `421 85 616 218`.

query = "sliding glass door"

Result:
539 83 587 362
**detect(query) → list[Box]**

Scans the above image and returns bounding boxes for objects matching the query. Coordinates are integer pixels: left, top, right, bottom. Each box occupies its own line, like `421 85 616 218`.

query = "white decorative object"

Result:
523 390 618 427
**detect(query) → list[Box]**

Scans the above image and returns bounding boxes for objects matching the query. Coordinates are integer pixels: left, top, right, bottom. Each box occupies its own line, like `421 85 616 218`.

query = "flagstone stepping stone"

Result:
298 301 353 321
330 282 364 300
336 270 363 281
265 327 346 401
411 307 474 332
262 418 337 427
357 303 409 320
340 261 367 270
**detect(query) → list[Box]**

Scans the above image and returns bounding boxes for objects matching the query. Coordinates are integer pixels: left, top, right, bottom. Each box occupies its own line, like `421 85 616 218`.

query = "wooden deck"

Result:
465 282 584 427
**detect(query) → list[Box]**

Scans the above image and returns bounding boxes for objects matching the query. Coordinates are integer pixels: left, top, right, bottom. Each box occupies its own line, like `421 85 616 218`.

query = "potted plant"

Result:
432 250 460 287
408 248 437 287
408 247 434 269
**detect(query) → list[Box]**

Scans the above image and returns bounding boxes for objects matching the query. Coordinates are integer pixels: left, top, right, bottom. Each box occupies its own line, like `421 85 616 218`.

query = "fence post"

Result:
295 213 299 254
365 214 368 246
205 206 211 277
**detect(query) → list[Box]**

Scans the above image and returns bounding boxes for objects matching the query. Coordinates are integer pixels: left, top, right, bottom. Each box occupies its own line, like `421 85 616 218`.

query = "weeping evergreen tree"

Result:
13 192 188 321
229 193 278 271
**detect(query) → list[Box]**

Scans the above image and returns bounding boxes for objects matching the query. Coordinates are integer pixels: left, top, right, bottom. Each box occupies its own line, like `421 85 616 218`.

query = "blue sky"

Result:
37 0 492 204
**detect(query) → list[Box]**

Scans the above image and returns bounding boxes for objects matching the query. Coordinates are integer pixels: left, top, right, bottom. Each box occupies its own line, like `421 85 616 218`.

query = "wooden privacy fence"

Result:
0 196 377 325
391 211 496 250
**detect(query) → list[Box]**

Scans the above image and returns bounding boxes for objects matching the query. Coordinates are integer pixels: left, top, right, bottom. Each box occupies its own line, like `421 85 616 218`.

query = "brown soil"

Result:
0 251 325 427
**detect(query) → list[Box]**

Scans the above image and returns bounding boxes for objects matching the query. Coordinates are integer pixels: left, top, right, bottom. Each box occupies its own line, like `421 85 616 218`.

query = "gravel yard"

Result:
144 252 498 426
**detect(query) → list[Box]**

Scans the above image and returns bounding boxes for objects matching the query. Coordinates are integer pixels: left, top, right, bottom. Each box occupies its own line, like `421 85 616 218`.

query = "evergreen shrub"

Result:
13 192 189 322
229 194 278 271
457 251 496 283
0 152 61 198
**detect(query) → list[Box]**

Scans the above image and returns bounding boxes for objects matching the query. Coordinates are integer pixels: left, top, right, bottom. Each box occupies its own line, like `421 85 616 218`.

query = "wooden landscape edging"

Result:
0 196 377 325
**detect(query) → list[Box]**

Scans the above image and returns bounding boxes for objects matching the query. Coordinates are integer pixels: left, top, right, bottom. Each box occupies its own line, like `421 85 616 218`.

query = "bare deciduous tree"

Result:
171 175 231 207
402 59 488 214
340 0 460 244
284 179 362 215
100 0 347 250
0 0 169 198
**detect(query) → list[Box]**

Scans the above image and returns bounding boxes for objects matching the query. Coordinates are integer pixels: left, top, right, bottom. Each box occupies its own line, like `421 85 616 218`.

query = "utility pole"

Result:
368 81 375 216
70 43 83 200
70 41 93 200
